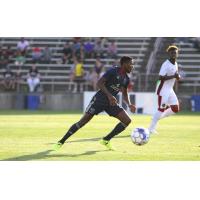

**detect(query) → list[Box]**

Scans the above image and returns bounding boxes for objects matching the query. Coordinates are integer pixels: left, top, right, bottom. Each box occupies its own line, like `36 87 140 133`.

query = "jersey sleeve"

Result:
102 68 116 80
159 63 167 76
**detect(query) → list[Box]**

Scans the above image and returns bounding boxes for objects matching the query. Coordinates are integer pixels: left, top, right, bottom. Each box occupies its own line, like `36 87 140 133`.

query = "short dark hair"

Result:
120 56 133 65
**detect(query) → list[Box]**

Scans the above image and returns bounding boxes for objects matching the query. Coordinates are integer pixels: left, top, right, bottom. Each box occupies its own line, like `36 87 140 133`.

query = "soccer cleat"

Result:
149 129 159 135
53 142 63 151
99 139 114 151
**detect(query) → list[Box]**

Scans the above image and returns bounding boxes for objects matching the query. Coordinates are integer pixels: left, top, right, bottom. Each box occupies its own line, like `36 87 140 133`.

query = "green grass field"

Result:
0 111 200 161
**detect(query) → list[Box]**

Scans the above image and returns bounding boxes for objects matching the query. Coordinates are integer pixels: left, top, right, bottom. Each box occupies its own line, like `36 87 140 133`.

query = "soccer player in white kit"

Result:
149 45 181 134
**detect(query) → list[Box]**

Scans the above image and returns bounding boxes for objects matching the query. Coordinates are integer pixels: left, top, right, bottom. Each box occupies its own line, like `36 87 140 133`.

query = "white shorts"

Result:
158 90 178 111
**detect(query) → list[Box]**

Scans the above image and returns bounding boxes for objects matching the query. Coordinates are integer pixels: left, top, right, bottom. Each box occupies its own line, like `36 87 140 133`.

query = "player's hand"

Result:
108 95 117 106
174 72 181 80
128 104 136 113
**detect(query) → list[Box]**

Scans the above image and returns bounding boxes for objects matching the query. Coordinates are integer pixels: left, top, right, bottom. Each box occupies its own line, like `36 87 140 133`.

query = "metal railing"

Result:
145 38 163 91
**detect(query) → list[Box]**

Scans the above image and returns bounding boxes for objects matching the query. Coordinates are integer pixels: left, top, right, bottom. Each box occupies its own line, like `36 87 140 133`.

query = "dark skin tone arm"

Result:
97 76 117 106
121 87 136 113
159 71 181 81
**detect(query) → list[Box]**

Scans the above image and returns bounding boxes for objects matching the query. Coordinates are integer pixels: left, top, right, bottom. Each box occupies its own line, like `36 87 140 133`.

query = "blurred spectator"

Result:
72 40 81 58
94 39 105 58
90 58 104 91
94 58 104 76
73 37 81 43
107 40 118 58
62 42 73 64
84 39 94 58
72 58 84 79
1 66 15 91
75 43 85 60
41 45 52 64
100 37 107 49
0 47 9 67
15 50 26 67
90 69 98 91
0 45 13 67
84 68 93 86
71 58 85 92
3 46 13 62
32 45 42 63
27 65 40 92
69 63 75 83
17 37 29 55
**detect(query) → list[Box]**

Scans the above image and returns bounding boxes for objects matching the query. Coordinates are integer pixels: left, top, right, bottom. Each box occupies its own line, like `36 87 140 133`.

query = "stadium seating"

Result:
0 37 154 92
1 37 199 94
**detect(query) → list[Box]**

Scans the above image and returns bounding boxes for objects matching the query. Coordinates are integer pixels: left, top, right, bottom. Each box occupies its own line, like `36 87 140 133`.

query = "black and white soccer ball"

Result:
131 127 150 146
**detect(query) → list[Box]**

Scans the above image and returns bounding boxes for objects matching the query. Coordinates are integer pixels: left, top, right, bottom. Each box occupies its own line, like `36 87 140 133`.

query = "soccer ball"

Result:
131 127 150 146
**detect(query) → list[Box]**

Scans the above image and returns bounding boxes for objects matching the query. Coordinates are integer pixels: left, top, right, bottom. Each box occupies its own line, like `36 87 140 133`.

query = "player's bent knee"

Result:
79 115 93 127
171 105 179 113
125 118 131 126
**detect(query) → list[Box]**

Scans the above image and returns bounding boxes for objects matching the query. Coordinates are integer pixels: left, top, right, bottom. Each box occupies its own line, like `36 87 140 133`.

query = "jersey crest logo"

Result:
110 84 120 91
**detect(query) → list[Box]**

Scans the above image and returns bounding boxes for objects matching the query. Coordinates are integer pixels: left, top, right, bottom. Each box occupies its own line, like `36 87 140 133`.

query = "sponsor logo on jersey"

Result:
110 84 120 91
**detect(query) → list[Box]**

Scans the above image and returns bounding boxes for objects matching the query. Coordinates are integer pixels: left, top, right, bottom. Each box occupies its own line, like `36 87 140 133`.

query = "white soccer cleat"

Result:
148 129 159 135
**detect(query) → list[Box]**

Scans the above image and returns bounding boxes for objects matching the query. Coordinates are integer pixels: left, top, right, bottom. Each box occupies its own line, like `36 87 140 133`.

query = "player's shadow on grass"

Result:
1 149 109 161
1 150 53 161
47 135 129 145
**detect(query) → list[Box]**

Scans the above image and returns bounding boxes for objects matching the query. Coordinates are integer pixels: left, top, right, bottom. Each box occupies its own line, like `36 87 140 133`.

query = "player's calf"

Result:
116 110 132 126
103 122 128 141
58 113 94 144
103 111 131 141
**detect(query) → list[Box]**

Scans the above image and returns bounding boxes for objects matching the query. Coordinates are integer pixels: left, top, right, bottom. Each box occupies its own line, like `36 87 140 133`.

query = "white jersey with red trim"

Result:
156 59 178 96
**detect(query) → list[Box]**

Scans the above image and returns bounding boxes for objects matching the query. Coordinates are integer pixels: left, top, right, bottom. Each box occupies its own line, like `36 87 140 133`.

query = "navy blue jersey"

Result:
94 67 130 104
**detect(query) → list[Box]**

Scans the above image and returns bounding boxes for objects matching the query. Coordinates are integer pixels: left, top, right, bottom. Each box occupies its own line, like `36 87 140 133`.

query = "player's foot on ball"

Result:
100 139 114 151
53 142 63 151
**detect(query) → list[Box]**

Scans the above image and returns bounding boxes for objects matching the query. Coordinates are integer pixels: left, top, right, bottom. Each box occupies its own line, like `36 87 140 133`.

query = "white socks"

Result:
149 111 163 132
149 108 175 133
161 108 175 119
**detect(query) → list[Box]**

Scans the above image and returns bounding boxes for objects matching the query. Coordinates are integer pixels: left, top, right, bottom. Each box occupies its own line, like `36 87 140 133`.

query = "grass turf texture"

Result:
0 111 200 161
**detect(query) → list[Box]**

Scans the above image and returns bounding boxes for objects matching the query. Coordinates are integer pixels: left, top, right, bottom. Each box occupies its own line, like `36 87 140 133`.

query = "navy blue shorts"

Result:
85 96 124 117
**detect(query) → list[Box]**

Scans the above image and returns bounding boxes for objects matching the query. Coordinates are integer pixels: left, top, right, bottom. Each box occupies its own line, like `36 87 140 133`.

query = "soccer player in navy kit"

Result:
53 56 136 151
